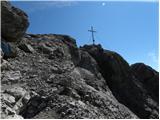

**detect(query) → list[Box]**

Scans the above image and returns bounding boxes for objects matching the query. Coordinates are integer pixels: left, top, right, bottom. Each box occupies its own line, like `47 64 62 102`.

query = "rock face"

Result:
1 1 29 42
81 45 159 119
1 34 139 119
1 1 159 119
1 1 29 59
131 63 159 102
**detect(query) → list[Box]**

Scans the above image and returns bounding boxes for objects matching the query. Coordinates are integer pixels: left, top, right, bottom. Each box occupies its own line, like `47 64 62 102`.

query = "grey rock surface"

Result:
1 40 17 59
131 63 159 102
1 1 29 42
18 43 34 53
81 44 159 119
1 1 158 119
1 34 139 119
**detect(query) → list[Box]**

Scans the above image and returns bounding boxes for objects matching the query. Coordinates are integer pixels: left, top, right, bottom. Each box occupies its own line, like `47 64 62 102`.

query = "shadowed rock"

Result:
1 1 29 42
131 63 159 102
1 40 17 59
81 44 159 119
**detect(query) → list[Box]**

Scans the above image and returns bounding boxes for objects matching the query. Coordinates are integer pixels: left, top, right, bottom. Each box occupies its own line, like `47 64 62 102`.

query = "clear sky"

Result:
11 1 159 70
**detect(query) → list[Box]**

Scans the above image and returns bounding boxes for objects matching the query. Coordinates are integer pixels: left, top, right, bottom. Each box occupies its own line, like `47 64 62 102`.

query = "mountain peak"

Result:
1 1 159 119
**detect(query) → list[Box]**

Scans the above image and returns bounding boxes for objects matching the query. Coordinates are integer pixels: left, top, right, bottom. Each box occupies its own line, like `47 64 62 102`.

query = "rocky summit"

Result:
1 1 159 119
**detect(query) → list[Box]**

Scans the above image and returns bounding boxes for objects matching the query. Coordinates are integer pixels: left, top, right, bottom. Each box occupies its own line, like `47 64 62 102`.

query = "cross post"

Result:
88 26 96 45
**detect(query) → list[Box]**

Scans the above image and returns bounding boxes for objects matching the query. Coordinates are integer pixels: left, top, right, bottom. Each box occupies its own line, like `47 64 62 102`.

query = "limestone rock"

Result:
1 32 158 119
4 87 28 101
19 96 50 118
1 103 16 119
1 94 23 119
1 40 17 59
131 63 159 102
1 93 16 105
38 43 54 54
2 71 22 84
48 47 64 59
1 1 158 118
81 44 159 119
1 59 12 71
79 50 99 74
18 43 34 53
1 1 29 42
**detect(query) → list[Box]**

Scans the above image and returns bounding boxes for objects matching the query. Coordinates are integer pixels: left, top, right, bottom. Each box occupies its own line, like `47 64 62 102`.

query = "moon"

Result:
102 2 106 6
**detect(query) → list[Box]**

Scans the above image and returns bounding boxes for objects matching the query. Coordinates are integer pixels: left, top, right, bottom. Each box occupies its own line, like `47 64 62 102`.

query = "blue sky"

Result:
11 1 159 70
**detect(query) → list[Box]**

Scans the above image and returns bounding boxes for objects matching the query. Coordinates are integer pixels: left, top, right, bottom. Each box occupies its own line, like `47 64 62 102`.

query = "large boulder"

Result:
1 1 29 42
81 44 159 119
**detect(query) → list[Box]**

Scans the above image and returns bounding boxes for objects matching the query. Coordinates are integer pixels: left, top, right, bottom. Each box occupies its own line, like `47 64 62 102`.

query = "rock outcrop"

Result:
1 1 159 119
81 45 159 119
1 34 139 119
131 63 159 102
1 1 29 59
1 1 29 42
81 45 158 118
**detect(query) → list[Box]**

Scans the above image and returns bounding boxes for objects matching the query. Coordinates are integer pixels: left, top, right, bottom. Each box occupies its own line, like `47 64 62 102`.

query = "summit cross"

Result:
88 26 96 45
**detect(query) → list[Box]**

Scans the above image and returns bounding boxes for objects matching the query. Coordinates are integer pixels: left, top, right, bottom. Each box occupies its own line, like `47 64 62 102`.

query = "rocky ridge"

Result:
1 1 159 119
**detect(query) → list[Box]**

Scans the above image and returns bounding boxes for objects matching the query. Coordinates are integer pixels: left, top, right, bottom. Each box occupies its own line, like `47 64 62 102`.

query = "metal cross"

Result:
88 26 96 45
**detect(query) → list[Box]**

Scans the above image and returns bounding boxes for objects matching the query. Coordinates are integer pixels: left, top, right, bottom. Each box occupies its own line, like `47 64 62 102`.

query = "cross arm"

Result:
88 30 96 32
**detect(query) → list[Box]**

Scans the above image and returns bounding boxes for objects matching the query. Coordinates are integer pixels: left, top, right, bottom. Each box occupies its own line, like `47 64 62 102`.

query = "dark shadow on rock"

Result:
19 96 50 119
81 44 159 119
131 63 159 102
